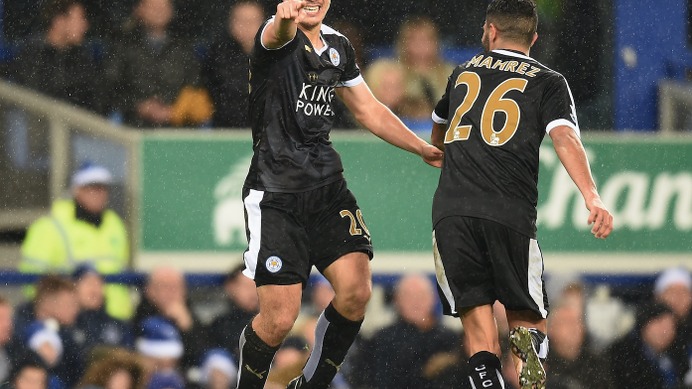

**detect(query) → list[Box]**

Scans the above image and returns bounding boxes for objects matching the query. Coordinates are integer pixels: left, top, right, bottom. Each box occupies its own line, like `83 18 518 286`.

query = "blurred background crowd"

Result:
0 0 612 132
0 0 691 388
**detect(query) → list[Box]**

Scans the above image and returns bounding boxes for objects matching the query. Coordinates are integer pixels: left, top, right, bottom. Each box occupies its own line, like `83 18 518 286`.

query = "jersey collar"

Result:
492 49 533 61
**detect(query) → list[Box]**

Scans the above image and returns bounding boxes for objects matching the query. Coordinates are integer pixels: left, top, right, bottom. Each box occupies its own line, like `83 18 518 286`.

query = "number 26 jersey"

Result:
432 49 579 238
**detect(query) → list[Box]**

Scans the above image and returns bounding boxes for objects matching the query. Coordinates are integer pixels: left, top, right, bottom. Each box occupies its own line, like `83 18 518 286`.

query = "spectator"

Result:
133 266 206 372
365 274 459 389
363 59 431 127
1 351 49 389
146 372 185 389
135 317 185 388
9 0 103 113
25 321 62 368
307 275 335 315
653 267 692 384
72 264 134 354
608 301 682 388
207 265 258 360
0 296 14 383
105 0 211 128
77 348 146 389
545 301 610 389
265 336 310 389
394 16 454 114
11 276 83 387
19 163 132 320
194 348 238 389
202 0 264 128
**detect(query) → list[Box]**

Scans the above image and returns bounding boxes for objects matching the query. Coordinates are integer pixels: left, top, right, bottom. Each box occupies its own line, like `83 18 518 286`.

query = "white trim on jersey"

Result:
433 232 457 315
242 189 265 279
432 111 448 125
321 24 346 38
546 118 580 137
528 239 548 318
493 49 532 61
260 17 294 51
338 74 363 88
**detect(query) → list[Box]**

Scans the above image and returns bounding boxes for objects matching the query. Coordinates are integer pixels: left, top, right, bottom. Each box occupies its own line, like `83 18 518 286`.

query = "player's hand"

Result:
421 143 444 168
586 196 613 239
277 0 306 24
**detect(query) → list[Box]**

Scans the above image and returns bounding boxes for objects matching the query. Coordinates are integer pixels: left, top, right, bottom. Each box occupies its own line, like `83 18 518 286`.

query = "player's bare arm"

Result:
337 83 444 168
550 125 614 239
430 122 446 151
262 0 305 49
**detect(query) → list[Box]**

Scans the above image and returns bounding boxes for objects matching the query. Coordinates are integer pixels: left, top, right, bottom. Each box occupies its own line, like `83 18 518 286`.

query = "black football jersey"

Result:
244 18 362 192
432 49 579 238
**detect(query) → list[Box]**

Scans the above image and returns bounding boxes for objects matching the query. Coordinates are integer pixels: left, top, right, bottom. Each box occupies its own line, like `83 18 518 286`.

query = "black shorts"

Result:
242 180 373 287
433 216 549 318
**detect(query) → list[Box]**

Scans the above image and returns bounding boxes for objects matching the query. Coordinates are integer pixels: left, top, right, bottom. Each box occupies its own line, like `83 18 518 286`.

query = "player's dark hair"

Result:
486 0 538 46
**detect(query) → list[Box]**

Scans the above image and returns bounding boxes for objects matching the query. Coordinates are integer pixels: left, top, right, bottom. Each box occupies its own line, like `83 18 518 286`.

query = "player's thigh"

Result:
322 251 372 298
256 283 303 330
485 223 549 319
308 180 373 273
243 188 311 287
433 216 495 317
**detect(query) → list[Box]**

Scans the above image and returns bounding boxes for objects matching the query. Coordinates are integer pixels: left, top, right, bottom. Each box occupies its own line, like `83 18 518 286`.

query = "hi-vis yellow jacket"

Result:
19 199 133 320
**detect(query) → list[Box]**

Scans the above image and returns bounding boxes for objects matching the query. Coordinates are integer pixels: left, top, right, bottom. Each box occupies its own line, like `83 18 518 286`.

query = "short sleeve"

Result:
432 71 455 124
541 74 580 136
337 38 363 88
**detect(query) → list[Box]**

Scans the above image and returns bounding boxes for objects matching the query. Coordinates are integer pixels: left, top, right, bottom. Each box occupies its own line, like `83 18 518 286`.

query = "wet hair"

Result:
486 0 538 46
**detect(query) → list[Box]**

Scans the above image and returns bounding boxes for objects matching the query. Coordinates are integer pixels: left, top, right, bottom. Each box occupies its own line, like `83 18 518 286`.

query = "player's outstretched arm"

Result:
337 83 443 167
550 126 613 239
262 0 305 49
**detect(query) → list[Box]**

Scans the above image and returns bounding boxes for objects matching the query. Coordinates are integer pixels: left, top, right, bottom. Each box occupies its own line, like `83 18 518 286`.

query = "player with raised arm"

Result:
430 1 613 388
235 1 443 389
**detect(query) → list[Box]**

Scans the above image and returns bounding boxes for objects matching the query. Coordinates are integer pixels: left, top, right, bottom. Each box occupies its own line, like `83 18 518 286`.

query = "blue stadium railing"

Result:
0 269 656 290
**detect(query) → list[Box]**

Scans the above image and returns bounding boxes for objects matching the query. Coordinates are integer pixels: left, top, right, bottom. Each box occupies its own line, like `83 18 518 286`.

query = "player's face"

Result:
298 0 330 29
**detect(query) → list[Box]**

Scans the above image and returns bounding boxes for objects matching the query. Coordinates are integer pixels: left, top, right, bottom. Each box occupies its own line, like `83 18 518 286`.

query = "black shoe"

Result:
286 375 306 389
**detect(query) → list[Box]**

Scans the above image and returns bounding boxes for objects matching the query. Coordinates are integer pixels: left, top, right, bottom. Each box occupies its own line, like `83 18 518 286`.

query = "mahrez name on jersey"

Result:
467 54 541 78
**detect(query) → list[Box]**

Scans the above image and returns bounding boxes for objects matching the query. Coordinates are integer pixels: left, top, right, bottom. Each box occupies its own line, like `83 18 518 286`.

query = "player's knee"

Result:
340 282 371 311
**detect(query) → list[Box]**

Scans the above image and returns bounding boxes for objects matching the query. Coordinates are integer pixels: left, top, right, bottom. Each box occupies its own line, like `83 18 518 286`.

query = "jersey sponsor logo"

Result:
296 83 335 116
265 256 283 273
329 48 340 66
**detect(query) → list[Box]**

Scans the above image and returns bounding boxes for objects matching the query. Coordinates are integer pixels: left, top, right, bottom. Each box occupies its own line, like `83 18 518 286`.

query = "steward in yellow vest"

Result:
19 164 132 320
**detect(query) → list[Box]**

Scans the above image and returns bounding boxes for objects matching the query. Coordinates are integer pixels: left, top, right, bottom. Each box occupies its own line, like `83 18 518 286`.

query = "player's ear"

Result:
530 32 538 48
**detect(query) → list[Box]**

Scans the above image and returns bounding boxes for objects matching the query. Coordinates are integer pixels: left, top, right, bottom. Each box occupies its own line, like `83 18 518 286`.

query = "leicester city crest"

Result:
329 48 340 66
265 256 283 273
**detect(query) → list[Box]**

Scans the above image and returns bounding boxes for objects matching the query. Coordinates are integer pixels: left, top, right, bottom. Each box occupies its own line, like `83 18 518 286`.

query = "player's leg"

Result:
289 252 371 389
288 181 373 389
238 188 311 389
506 311 547 389
492 234 549 389
433 217 506 388
459 304 507 388
237 284 302 389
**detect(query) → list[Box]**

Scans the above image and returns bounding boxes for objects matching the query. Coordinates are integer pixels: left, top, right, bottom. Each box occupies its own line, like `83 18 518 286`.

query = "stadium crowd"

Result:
0 0 606 131
0 261 691 388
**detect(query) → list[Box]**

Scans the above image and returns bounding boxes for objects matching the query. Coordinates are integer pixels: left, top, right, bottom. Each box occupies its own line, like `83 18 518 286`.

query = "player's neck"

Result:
299 25 324 50
490 40 530 56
